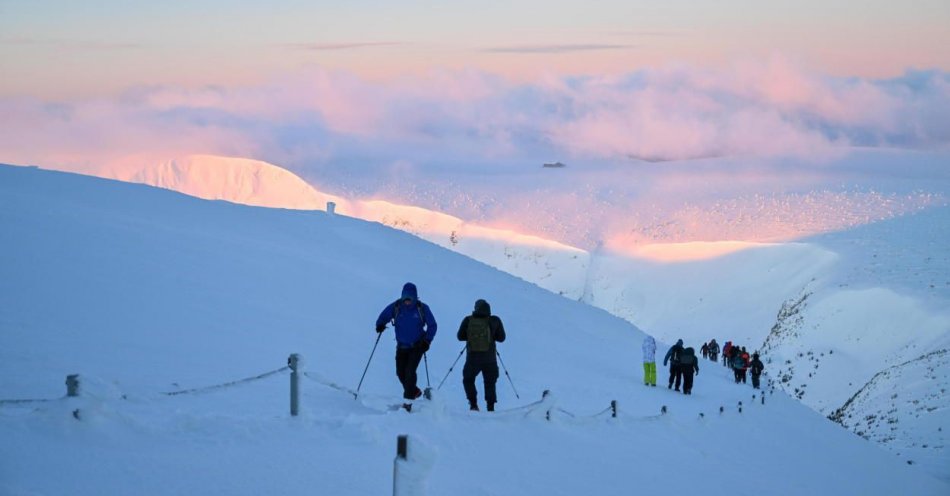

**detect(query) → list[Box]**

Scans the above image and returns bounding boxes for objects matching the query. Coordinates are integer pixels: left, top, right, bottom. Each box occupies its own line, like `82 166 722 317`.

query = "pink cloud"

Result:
0 58 946 177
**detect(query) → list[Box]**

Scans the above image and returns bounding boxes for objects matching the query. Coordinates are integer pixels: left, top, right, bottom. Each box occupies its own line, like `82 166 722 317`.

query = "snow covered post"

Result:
392 434 434 496
66 374 80 397
326 202 336 215
393 435 408 496
610 400 617 418
288 354 301 416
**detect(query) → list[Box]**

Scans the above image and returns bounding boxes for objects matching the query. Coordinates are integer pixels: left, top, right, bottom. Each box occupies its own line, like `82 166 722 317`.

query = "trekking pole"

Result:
423 353 431 388
495 350 520 399
437 345 467 390
355 332 383 399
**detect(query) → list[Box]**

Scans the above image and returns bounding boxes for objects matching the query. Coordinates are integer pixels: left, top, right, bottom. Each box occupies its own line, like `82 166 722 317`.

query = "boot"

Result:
487 402 495 412
469 401 479 411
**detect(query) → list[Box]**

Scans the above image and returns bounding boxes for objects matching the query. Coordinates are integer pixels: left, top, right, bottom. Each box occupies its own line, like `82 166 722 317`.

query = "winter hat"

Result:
473 299 491 317
401 282 418 302
676 339 683 346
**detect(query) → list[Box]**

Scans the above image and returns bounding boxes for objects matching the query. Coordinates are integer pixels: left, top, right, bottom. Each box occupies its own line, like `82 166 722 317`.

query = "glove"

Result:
375 324 386 333
417 339 430 352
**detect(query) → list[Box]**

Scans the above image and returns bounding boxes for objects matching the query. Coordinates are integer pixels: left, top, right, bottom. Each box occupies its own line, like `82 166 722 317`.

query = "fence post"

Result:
66 374 80 397
393 435 408 496
289 354 301 416
610 400 617 418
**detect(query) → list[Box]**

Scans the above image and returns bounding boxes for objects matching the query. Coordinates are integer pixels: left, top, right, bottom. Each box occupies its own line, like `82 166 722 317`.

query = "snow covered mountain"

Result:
2 164 947 495
28 154 950 480
105 155 591 299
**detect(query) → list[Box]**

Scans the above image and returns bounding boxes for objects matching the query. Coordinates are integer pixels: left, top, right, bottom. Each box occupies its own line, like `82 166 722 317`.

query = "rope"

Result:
161 366 290 396
0 397 58 405
302 371 357 396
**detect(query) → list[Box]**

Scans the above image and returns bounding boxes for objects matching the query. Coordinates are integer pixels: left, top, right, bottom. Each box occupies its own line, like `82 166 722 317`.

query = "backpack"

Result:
732 355 745 369
680 353 696 366
466 317 493 353
392 299 426 325
751 360 764 375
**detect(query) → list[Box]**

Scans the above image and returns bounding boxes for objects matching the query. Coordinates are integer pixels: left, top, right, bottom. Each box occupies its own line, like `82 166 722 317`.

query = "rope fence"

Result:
161 366 290 396
0 353 773 424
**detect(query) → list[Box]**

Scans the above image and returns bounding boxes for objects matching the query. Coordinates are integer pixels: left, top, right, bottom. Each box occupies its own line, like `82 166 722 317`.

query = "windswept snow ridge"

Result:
1 164 948 495
17 154 950 481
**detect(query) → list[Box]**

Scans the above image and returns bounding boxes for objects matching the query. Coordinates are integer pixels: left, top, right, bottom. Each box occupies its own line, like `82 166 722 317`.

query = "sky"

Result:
1 1 949 246
2 0 949 98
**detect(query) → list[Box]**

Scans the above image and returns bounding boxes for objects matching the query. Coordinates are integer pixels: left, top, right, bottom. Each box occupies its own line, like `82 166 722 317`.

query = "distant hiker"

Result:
722 341 733 367
663 339 685 391
642 335 657 387
679 347 699 395
740 347 750 384
707 339 720 363
730 347 746 384
700 342 709 359
750 353 764 389
457 299 506 411
375 282 438 403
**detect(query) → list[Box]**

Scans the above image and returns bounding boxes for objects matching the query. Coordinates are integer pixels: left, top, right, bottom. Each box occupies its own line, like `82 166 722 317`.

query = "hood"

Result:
401 282 418 302
473 299 491 317
683 347 695 355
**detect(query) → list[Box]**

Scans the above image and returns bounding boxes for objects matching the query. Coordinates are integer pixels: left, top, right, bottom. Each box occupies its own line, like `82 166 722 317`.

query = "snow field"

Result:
1 165 947 495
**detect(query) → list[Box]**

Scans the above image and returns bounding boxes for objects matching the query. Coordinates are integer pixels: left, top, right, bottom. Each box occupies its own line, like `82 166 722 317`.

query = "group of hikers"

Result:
374 282 505 412
374 282 766 412
641 336 766 395
720 341 766 389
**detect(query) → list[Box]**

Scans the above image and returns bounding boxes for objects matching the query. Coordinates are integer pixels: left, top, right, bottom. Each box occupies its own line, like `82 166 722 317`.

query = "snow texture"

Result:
1 164 948 495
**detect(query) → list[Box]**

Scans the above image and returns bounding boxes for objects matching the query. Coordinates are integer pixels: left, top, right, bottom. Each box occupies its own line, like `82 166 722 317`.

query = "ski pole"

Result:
423 352 431 388
437 345 466 390
496 350 520 399
355 332 383 399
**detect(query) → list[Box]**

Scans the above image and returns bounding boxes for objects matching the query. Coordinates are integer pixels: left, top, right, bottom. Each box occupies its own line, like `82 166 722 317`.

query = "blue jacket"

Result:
663 339 684 366
375 283 438 348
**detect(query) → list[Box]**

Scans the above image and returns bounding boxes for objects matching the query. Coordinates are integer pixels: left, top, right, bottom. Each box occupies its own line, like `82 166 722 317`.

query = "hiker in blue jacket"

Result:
376 282 438 400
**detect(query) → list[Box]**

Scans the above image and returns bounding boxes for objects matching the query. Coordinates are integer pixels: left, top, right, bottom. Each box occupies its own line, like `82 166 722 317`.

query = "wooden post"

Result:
66 374 80 397
288 354 301 416
393 435 408 496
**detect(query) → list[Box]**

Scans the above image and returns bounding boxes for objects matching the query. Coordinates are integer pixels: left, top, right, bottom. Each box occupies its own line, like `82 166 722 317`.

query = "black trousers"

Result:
395 347 425 400
668 363 683 389
682 370 695 393
751 372 761 389
462 356 499 405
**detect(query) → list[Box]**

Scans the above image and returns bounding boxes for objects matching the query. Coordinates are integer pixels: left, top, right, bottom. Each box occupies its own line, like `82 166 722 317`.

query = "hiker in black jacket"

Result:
663 339 685 391
680 347 700 395
750 353 765 389
457 299 506 412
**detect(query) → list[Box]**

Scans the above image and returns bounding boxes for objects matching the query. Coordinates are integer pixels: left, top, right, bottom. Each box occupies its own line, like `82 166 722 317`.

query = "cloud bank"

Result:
1 56 947 178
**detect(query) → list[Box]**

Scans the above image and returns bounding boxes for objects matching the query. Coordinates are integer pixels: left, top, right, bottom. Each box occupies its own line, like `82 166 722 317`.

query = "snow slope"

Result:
1 164 946 495
51 155 950 478
104 155 591 299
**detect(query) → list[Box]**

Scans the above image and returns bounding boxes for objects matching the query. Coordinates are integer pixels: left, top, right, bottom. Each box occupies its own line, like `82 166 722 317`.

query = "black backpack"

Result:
466 317 492 352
